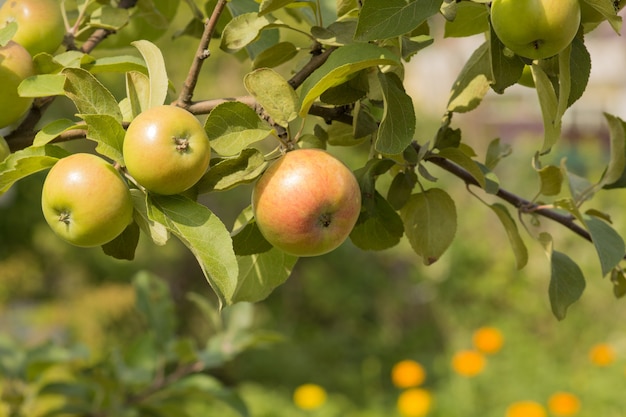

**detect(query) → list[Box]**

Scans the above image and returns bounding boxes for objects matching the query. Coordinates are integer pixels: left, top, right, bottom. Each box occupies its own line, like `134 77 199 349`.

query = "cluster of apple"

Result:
41 103 362 257
0 0 65 133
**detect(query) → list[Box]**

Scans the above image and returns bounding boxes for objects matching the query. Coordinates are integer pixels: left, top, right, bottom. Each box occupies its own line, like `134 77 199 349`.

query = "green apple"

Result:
252 148 362 257
0 135 10 161
0 40 34 129
0 0 65 56
41 153 134 247
123 105 211 195
490 0 581 60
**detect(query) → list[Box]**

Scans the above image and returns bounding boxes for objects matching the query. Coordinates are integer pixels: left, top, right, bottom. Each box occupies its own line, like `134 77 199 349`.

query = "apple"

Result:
252 148 362 257
0 135 10 161
0 40 34 129
123 105 211 195
0 0 65 56
490 0 581 60
41 153 134 247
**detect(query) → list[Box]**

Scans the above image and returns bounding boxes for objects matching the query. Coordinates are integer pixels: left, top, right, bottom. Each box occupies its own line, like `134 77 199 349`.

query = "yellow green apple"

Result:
123 105 211 195
41 153 134 247
0 40 34 129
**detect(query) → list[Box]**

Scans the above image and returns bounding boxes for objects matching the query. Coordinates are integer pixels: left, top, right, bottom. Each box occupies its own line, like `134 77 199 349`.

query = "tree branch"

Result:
412 142 593 243
176 0 229 107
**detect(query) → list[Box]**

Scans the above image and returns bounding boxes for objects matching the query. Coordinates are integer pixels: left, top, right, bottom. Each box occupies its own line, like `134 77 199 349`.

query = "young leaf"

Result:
233 249 299 303
598 113 626 188
132 40 169 109
400 188 457 265
196 148 267 193
62 68 123 122
490 203 528 269
79 114 126 164
354 0 443 41
536 165 563 196
447 41 492 113
375 71 416 155
148 195 239 307
299 43 401 116
18 74 66 98
243 68 298 128
0 145 69 194
206 101 273 156
484 137 512 170
33 119 85 147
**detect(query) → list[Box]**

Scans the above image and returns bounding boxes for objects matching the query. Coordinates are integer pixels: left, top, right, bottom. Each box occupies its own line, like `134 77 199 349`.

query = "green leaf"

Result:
532 63 560 154
33 119 85 147
196 148 268 193
581 0 622 33
375 71 416 155
232 218 273 256
148 195 238 307
0 22 17 46
18 74 66 98
436 147 486 188
0 145 70 194
220 13 283 53
259 0 296 15
400 188 457 265
133 271 176 347
489 25 525 94
79 114 126 164
447 41 492 113
233 249 298 303
131 189 169 246
89 5 129 30
102 222 140 261
490 203 528 269
206 102 273 156
354 0 443 41
582 214 625 277
400 35 434 61
253 42 299 69
84 55 148 74
350 191 404 250
387 170 418 210
62 68 123 122
132 40 169 109
567 37 591 108
484 137 512 170
244 68 299 128
125 71 151 119
312 21 358 46
444 1 489 38
540 233 586 320
299 43 401 117
610 268 626 298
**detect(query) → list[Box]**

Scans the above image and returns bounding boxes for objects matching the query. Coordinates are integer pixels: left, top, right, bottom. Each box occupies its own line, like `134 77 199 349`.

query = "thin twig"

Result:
176 0 229 107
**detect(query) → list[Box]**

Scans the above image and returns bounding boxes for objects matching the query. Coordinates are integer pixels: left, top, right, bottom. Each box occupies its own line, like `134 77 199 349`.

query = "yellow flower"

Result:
589 343 615 367
472 326 504 355
293 383 327 410
451 350 486 377
505 400 547 417
391 360 426 388
397 388 433 417
548 392 581 416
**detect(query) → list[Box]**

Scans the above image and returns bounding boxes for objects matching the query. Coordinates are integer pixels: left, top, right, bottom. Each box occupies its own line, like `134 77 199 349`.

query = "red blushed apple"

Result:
252 148 362 257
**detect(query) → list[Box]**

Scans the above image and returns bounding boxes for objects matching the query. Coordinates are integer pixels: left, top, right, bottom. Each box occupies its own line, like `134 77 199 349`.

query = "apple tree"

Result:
2 0 626 323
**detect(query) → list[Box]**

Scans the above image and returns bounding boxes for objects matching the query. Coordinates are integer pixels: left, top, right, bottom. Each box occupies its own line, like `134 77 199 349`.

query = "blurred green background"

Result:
2 1 626 416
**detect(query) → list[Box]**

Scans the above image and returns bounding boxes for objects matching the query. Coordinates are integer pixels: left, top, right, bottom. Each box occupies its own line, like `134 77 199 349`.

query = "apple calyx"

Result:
318 213 332 228
173 136 190 153
58 211 71 225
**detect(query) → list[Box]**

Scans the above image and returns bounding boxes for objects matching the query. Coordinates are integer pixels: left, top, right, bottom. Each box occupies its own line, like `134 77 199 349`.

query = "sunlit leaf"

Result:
244 68 298 128
444 1 489 38
196 148 268 193
132 40 169 109
447 41 492 113
62 68 123 122
355 0 443 41
491 203 528 269
0 145 69 194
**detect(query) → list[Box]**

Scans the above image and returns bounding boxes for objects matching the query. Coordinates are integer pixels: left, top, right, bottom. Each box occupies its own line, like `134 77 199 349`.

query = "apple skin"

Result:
491 0 581 60
0 0 65 56
123 105 211 195
41 153 134 248
0 40 34 129
252 148 362 257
